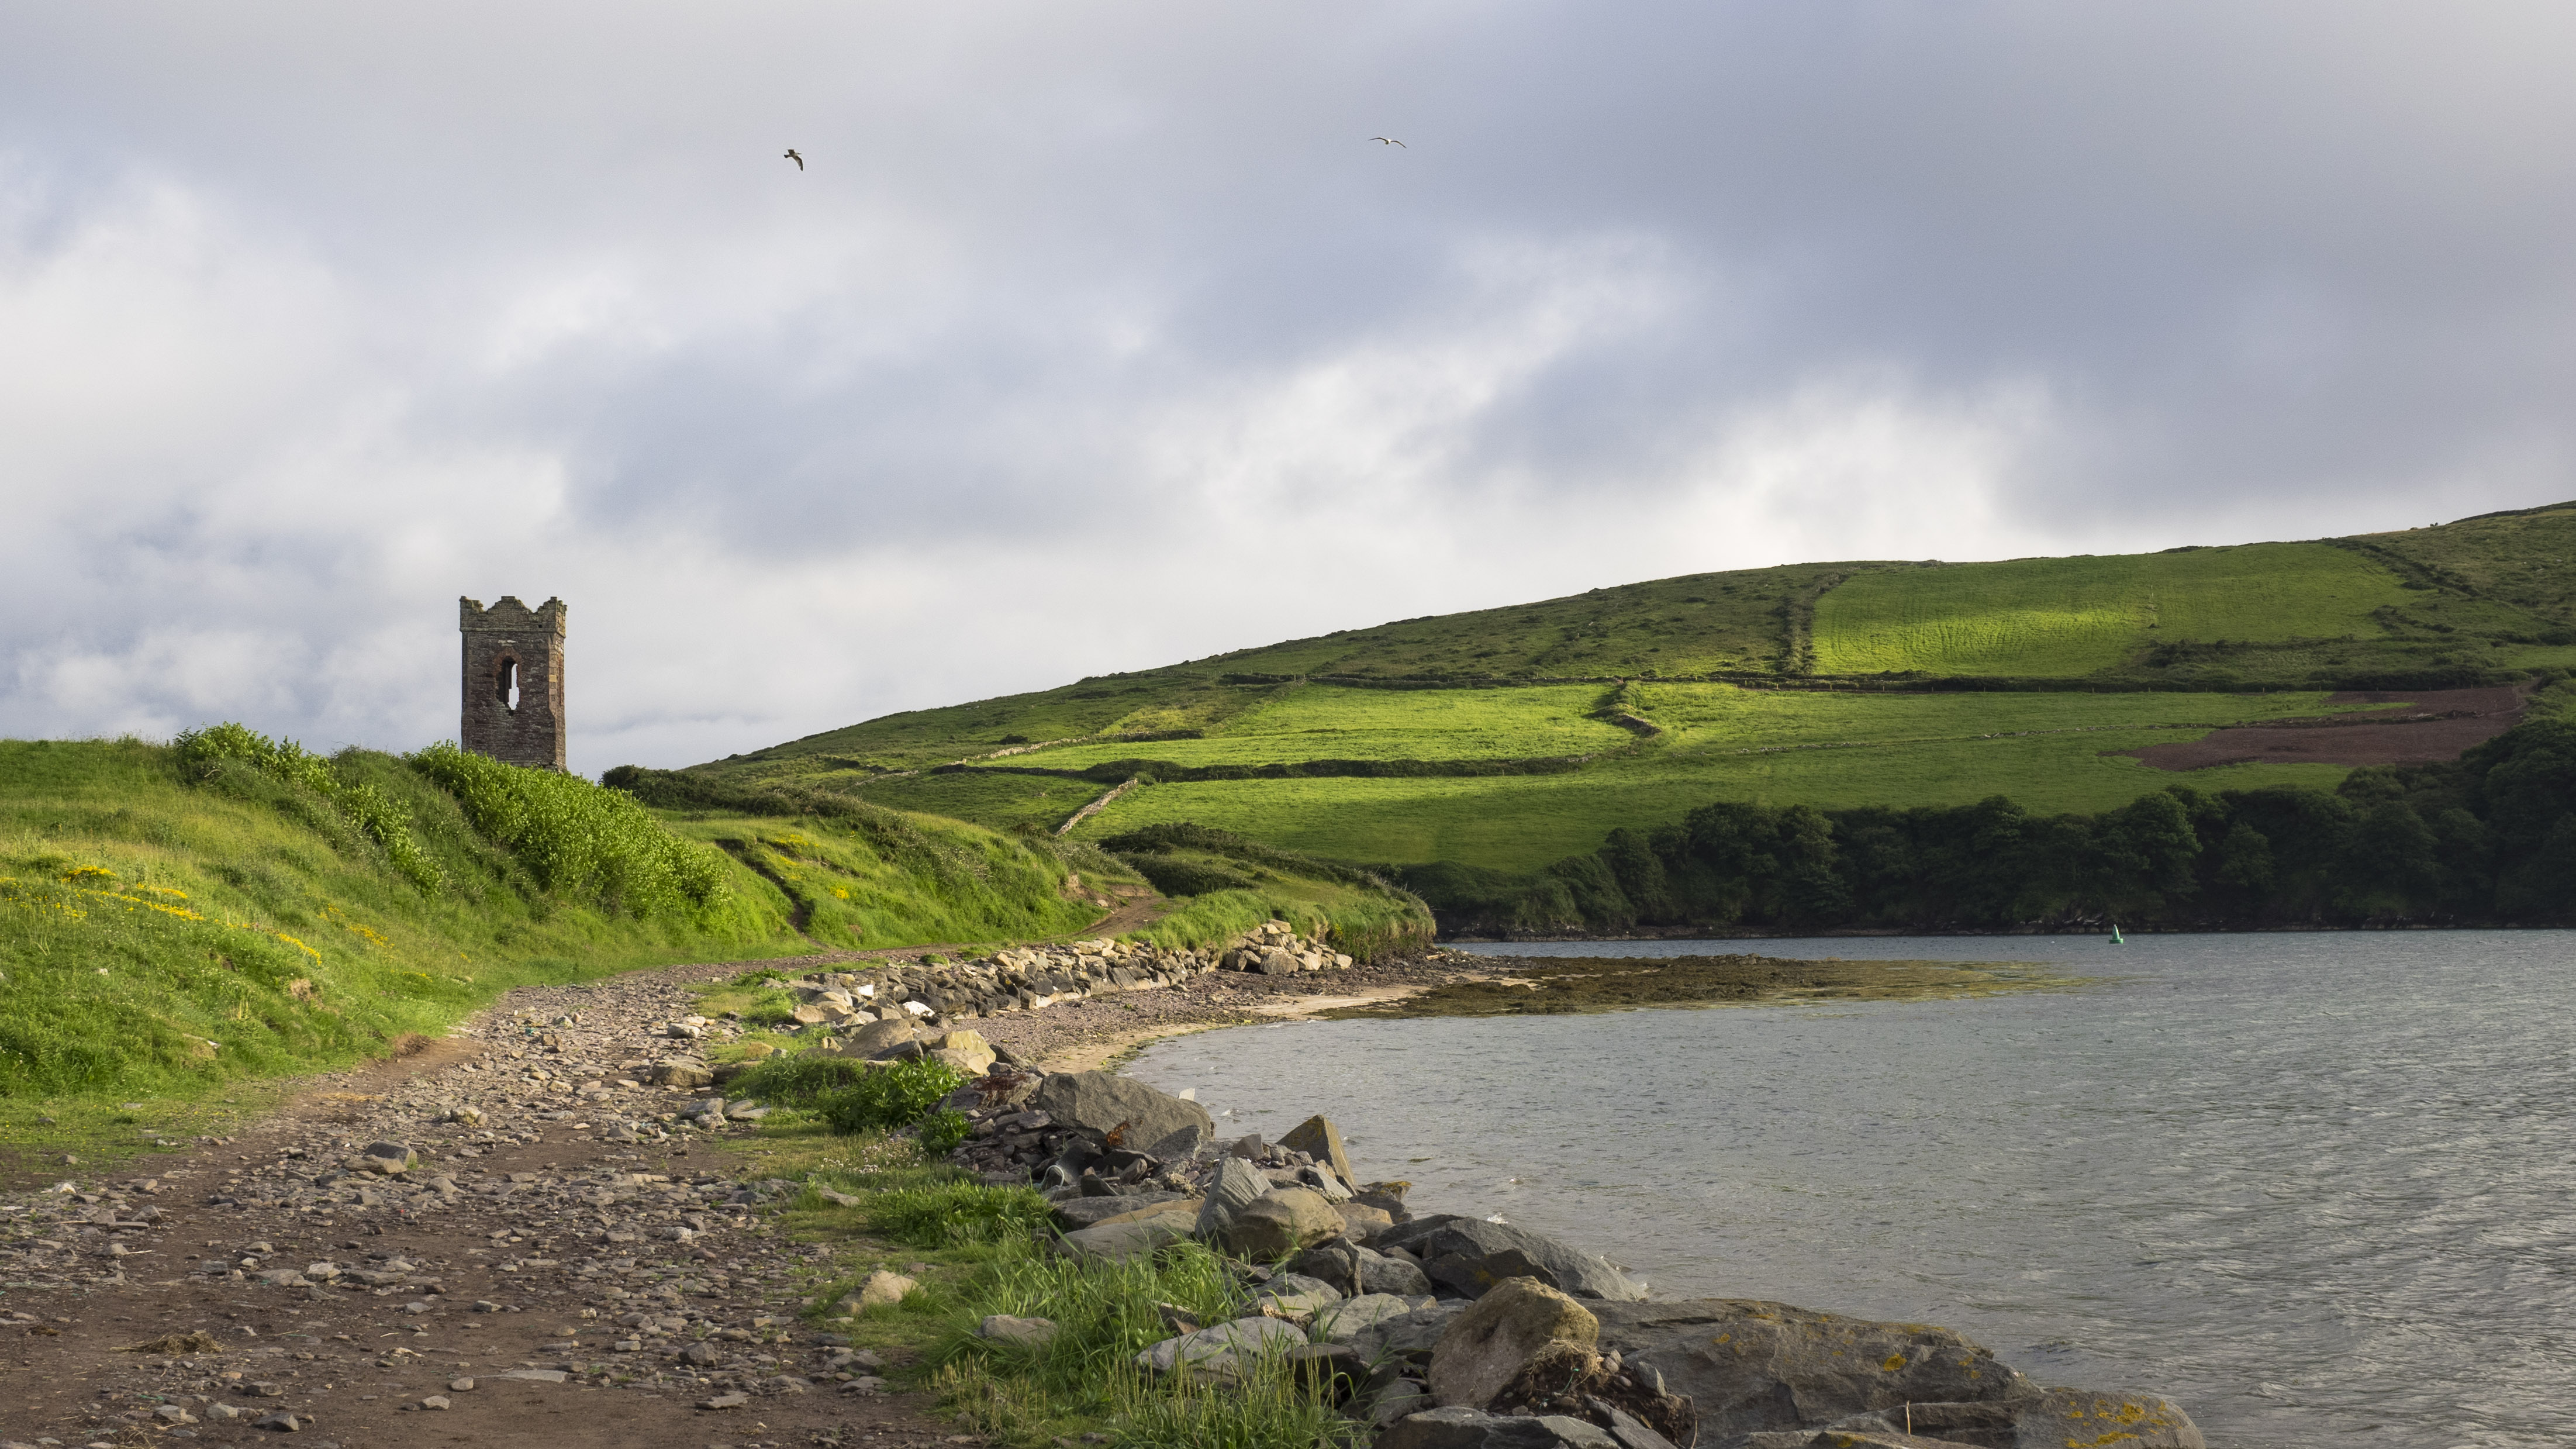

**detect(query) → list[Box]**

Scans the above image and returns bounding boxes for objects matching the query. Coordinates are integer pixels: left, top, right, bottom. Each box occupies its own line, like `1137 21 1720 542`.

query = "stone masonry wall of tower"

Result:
459 595 567 771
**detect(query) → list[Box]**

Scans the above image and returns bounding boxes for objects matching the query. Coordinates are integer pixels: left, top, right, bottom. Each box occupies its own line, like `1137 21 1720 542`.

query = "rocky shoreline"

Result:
740 922 1495 1072
0 930 2205 1449
930 1061 2208 1449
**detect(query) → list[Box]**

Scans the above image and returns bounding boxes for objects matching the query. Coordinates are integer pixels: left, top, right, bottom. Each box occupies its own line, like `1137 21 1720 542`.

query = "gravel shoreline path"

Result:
0 947 1492 1449
0 958 969 1449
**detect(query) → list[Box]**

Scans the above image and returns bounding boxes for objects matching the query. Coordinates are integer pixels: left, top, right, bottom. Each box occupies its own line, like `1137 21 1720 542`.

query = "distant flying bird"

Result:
784 148 804 170
1372 136 1406 147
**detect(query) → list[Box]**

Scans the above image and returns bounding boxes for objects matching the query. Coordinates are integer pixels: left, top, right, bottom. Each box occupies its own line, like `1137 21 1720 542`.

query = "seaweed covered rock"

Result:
1429 1276 1600 1408
2003 1386 2205 1449
1591 1299 2036 1445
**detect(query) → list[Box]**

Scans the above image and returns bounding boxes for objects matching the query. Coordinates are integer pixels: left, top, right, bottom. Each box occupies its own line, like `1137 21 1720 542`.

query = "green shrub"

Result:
917 1107 974 1156
406 743 730 919
174 723 441 892
1125 855 1260 898
814 1055 968 1134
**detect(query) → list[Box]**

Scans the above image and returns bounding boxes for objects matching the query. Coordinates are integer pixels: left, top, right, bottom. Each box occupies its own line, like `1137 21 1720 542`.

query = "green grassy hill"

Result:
684 505 2576 874
0 732 1144 1140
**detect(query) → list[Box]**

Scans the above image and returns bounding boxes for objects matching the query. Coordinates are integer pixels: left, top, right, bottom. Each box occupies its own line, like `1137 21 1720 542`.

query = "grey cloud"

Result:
5 1 2574 770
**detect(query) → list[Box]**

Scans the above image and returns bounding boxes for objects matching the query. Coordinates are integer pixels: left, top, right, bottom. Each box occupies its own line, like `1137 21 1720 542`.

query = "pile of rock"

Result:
943 1068 2209 1449
768 922 1355 1035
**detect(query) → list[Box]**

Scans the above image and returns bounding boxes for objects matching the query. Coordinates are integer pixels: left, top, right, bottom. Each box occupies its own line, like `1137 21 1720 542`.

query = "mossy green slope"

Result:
0 737 1114 1113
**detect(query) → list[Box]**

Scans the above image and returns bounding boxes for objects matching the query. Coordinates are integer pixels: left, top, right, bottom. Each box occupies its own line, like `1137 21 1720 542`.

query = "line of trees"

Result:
1397 713 2576 934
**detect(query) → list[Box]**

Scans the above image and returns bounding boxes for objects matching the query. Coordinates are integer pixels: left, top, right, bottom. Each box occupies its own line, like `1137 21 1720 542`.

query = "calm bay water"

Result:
1123 933 2576 1449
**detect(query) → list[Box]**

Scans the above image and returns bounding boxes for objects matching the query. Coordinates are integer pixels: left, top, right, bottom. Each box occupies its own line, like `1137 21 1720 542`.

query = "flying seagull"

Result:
784 148 804 170
1372 136 1406 147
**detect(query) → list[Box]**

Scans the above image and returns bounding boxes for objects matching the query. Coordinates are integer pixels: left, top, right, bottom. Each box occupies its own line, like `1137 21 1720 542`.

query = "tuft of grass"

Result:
927 1235 1357 1449
728 1051 880 1107
865 1180 1053 1250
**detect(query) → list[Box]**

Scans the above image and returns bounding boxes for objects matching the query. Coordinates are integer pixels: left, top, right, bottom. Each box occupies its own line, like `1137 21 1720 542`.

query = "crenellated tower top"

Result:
460 595 567 770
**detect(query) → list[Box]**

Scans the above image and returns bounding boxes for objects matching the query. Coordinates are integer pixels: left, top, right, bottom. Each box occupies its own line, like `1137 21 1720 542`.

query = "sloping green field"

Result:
690 506 2576 880
1060 714 2352 871
1811 543 2413 676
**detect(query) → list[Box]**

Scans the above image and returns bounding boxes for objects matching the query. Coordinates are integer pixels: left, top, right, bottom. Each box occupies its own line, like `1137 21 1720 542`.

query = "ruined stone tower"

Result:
459 595 567 770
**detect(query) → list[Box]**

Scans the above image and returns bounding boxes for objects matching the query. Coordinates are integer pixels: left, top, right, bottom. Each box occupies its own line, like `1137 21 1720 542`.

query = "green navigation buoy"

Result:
2110 923 2125 944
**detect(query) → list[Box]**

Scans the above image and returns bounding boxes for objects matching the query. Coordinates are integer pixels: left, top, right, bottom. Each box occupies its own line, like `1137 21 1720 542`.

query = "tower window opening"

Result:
498 658 520 713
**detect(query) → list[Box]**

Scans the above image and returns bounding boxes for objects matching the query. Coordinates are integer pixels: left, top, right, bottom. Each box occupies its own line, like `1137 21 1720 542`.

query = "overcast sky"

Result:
6 2 2575 773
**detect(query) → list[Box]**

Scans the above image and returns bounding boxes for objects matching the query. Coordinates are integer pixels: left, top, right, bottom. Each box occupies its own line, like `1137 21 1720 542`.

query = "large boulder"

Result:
1378 1406 1620 1449
1335 1202 1397 1243
1288 1238 1432 1298
1058 1215 1193 1263
1314 1292 1441 1344
1776 1400 2022 1448
1194 1157 1268 1243
928 1029 996 1074
828 1019 919 1058
1362 1247 1435 1298
1053 1191 1190 1231
1279 1113 1357 1185
1134 1315 1307 1382
1346 1299 1472 1362
2007 1388 2204 1449
1287 1239 1363 1295
1254 1272 1344 1317
1591 1299 2036 1445
1223 1187 1345 1260
1032 1070 1213 1150
1375 1216 1648 1302
1429 1276 1600 1409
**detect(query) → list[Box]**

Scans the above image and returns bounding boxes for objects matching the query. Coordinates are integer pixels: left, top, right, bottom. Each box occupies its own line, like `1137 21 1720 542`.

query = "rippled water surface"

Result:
1123 933 2576 1449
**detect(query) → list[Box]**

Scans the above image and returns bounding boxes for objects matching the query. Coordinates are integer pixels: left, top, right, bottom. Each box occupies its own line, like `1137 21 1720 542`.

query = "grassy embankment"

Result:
674 508 2576 879
716 1095 1350 1449
608 767 1432 960
0 732 1123 1163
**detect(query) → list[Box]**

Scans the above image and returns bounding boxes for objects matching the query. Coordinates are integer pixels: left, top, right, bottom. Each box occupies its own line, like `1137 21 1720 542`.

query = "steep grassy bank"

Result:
607 769 1435 960
0 736 1125 1131
1099 823 1433 960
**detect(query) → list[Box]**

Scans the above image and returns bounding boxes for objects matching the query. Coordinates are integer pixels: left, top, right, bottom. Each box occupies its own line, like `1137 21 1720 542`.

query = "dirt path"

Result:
0 940 1507 1448
0 960 971 1449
